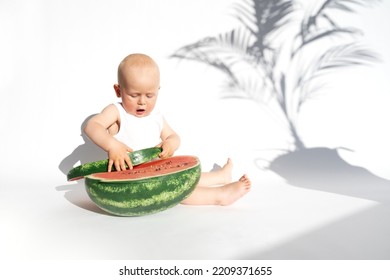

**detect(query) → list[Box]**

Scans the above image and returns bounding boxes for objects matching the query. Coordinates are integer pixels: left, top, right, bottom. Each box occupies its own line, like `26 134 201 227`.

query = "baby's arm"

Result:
84 104 133 171
158 118 180 158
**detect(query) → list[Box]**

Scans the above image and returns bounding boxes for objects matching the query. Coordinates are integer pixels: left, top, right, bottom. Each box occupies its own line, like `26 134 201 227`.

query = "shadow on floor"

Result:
244 147 390 259
55 182 113 216
240 204 390 259
267 147 390 204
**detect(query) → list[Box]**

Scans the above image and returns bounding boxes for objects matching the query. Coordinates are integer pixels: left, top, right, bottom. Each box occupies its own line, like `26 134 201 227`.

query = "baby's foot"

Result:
218 174 251 206
218 158 233 184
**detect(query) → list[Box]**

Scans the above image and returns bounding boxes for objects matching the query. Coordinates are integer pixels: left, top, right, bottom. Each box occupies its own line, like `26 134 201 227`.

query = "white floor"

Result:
2 150 389 261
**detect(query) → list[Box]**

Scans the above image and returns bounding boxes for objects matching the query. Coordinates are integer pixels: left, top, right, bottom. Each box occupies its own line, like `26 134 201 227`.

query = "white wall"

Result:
1 0 390 184
2 0 390 265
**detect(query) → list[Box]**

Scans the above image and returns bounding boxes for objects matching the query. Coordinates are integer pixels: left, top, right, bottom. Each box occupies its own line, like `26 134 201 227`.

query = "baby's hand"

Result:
157 141 175 159
107 140 133 172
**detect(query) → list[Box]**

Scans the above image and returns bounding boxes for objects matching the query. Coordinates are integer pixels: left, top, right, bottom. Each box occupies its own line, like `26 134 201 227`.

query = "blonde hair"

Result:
117 53 159 87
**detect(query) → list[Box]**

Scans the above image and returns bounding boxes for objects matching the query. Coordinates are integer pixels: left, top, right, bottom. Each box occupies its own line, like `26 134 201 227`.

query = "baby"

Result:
84 53 251 205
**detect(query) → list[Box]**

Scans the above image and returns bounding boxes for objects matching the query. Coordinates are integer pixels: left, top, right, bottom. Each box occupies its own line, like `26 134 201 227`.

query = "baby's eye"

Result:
146 94 155 98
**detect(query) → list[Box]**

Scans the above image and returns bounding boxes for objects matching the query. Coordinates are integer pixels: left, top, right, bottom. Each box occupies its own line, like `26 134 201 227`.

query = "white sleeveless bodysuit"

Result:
113 102 163 150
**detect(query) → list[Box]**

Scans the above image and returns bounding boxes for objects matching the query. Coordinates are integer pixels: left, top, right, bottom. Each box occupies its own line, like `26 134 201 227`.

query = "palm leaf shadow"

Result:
170 0 389 203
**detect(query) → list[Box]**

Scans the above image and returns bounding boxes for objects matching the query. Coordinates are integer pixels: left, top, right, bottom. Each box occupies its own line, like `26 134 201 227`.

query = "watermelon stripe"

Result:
88 168 199 203
84 156 201 216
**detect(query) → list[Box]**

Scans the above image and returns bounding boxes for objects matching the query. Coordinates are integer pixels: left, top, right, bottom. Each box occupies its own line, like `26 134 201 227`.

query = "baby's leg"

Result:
181 175 251 206
197 158 233 187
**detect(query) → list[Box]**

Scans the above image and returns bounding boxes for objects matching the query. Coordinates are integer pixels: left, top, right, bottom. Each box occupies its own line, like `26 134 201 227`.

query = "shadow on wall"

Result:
57 114 112 215
58 114 107 176
170 0 381 152
170 0 389 204
265 147 390 204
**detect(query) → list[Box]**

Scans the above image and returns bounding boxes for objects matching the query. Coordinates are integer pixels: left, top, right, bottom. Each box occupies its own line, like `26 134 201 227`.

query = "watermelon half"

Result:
85 156 201 216
67 147 162 181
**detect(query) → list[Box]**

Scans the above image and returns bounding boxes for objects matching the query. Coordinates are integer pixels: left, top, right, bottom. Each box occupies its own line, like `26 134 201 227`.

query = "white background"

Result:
1 0 390 269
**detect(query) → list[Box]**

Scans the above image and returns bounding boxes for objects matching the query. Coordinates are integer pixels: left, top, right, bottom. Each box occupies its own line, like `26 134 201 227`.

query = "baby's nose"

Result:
138 96 146 105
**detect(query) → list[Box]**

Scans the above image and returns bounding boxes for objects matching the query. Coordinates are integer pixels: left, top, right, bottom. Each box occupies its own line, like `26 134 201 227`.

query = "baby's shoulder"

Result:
98 103 121 121
102 103 120 113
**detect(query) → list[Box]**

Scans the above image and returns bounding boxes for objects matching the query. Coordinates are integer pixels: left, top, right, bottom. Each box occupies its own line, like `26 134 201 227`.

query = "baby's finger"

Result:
108 159 114 172
159 150 166 158
114 160 123 172
125 155 133 170
120 160 127 171
159 149 170 158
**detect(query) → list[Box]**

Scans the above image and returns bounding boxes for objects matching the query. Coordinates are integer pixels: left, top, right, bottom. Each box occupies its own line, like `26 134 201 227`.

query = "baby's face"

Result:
120 66 160 117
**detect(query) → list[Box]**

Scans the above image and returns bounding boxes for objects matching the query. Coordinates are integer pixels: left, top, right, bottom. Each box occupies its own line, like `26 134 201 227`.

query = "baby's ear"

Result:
113 84 121 98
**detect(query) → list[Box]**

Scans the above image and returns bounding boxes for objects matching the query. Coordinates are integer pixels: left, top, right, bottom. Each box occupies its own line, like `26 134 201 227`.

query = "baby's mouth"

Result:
136 108 146 115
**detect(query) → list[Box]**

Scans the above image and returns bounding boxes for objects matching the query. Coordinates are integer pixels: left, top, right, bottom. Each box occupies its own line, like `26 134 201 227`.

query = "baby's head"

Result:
114 53 160 117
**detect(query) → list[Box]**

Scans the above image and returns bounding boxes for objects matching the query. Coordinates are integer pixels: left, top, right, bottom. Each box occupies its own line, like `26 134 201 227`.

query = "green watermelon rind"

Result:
84 157 201 216
67 147 162 181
